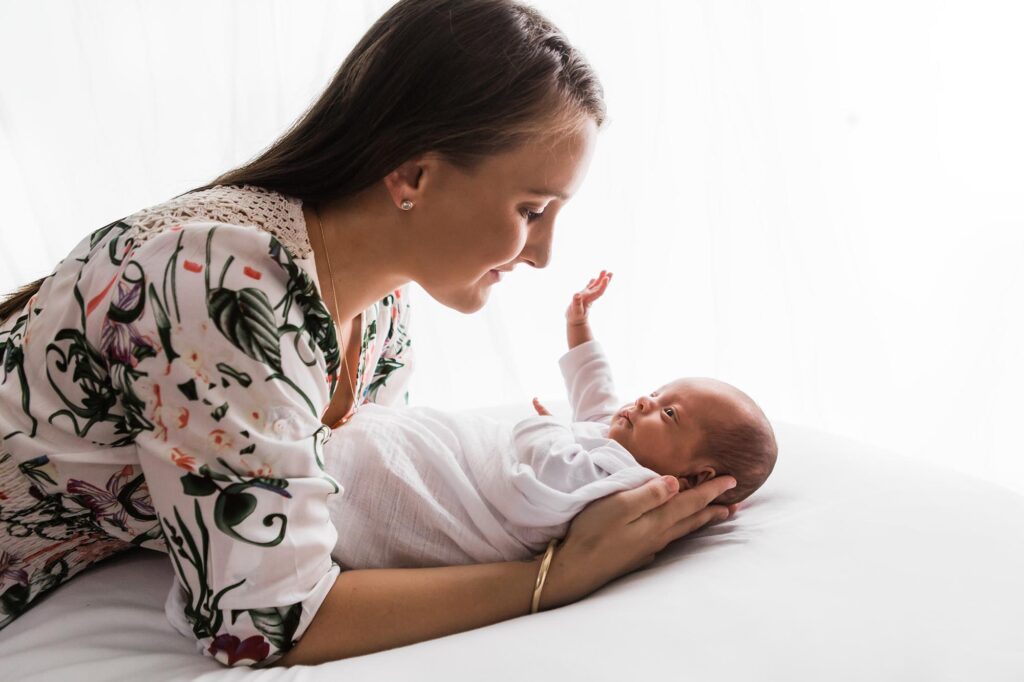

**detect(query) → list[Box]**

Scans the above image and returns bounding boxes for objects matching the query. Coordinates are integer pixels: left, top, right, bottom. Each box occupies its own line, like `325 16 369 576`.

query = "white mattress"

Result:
2 407 1023 682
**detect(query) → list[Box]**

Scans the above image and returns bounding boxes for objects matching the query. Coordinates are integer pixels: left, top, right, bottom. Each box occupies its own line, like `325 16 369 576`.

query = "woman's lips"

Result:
488 269 503 282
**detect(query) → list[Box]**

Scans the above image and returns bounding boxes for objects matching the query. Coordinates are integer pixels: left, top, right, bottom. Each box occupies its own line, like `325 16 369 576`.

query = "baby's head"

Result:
607 378 777 505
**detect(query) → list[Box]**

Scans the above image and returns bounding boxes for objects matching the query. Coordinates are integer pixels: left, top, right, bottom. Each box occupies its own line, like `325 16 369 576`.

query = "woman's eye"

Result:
521 209 544 221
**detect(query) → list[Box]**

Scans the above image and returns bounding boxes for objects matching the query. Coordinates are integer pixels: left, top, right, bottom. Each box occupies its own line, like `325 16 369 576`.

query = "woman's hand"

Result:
537 474 738 610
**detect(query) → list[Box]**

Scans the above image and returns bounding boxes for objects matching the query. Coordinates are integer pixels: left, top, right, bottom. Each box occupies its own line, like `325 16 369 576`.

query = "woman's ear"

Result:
382 155 434 210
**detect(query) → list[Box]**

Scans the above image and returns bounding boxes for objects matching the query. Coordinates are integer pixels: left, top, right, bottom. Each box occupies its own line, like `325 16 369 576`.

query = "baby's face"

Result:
607 377 746 483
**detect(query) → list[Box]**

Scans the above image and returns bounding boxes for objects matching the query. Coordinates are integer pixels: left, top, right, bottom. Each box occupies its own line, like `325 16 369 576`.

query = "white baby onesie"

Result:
323 340 661 569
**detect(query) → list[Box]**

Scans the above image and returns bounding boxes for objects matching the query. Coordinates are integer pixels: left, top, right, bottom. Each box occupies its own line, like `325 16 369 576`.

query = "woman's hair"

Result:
192 0 606 200
1 0 606 323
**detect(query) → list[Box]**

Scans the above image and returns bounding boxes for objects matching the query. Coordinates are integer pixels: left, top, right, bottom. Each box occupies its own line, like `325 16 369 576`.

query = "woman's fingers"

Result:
661 504 731 545
614 475 681 523
641 475 736 526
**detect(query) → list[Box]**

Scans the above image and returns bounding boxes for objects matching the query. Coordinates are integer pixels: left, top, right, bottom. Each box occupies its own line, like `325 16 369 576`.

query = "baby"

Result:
323 271 777 570
547 270 778 506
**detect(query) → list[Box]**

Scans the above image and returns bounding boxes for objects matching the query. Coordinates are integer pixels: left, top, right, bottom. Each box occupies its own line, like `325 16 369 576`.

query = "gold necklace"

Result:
315 206 358 425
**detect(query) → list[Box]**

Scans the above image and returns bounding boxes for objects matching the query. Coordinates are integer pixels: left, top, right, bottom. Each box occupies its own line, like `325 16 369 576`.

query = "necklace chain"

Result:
315 206 357 425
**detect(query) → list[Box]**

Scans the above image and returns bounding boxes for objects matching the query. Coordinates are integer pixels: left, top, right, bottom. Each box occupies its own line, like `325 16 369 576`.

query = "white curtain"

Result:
2 1 1021 494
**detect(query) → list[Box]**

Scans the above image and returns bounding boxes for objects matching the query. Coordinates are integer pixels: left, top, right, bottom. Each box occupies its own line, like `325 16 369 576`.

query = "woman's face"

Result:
406 117 599 313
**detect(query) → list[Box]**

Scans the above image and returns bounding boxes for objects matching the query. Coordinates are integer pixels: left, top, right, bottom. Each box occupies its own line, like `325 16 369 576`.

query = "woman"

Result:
0 0 738 668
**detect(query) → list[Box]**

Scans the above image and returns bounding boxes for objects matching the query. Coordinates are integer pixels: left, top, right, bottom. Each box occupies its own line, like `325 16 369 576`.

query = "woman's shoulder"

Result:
122 184 311 260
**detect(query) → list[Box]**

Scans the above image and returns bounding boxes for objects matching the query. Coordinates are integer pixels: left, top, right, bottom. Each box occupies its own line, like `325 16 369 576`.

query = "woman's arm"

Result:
124 225 346 667
277 472 738 666
278 555 555 665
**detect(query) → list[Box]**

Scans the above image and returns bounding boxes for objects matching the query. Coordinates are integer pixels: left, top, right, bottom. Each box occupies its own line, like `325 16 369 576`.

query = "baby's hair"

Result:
695 403 778 505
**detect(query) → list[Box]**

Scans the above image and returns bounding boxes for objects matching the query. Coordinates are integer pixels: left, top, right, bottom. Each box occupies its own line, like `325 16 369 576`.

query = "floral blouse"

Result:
0 185 413 666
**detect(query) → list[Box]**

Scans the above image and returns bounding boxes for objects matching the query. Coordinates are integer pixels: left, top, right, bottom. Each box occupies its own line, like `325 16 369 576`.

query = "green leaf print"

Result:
210 403 229 421
181 473 218 497
2 326 38 438
161 501 246 640
177 379 198 401
213 482 287 548
244 604 302 651
17 456 56 488
107 262 146 324
147 282 179 364
215 362 252 388
0 583 29 618
219 491 257 527
207 287 282 373
45 329 119 438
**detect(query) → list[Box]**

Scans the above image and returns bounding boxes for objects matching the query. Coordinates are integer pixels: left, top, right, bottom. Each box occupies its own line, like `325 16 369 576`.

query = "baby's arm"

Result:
533 271 619 422
566 270 611 350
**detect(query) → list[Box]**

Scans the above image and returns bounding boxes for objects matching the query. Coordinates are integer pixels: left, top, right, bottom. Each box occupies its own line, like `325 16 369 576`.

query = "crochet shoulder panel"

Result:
122 184 311 259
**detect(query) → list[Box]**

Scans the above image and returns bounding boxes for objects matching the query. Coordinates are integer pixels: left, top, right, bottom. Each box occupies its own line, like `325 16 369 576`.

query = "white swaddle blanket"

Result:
323 341 661 569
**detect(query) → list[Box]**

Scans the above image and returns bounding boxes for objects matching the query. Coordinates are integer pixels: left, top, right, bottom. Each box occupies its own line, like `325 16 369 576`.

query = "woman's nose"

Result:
519 219 553 269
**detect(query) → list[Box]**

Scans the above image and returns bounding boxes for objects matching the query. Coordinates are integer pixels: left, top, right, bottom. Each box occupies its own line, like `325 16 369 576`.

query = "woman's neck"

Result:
302 187 412 323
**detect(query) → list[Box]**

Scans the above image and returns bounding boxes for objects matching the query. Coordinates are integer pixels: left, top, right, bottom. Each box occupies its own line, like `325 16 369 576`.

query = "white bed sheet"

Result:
2 408 1022 682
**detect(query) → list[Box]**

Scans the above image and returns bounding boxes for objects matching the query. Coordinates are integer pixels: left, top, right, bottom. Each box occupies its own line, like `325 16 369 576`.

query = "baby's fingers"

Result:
532 397 552 416
592 271 612 296
571 293 587 315
581 271 612 302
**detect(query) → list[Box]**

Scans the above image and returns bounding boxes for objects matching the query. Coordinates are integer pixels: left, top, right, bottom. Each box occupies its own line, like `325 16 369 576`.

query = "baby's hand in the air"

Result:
567 270 612 326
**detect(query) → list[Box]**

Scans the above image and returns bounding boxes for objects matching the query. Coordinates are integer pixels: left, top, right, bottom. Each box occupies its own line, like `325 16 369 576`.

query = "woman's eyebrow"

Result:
525 187 568 200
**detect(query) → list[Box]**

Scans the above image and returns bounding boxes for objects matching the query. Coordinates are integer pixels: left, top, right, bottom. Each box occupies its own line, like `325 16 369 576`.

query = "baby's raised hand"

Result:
567 270 612 326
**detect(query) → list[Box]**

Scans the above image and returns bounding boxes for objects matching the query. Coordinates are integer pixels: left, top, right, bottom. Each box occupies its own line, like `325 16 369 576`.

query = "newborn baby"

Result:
537 270 777 506
323 271 777 570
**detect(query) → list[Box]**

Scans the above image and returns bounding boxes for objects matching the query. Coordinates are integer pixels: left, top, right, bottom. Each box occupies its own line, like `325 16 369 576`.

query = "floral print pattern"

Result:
0 186 414 665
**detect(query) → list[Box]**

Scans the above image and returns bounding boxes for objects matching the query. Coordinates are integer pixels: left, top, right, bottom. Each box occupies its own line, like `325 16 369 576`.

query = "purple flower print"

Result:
207 633 271 666
67 464 153 533
0 551 28 587
98 278 156 367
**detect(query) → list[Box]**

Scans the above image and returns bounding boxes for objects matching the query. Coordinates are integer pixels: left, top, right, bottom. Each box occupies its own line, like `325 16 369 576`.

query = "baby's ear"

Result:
684 468 718 489
677 474 703 491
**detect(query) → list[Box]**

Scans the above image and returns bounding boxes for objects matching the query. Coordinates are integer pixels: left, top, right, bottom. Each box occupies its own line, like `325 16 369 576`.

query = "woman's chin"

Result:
422 281 491 314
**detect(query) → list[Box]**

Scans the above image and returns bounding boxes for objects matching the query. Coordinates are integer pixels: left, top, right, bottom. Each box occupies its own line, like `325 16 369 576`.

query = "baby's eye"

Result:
664 407 675 418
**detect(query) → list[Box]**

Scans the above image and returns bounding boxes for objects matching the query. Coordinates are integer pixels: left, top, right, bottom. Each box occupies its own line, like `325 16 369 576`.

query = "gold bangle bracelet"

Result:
530 538 559 614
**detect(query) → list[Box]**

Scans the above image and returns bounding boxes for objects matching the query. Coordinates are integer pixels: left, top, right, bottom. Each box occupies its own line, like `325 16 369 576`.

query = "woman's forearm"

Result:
276 553 571 666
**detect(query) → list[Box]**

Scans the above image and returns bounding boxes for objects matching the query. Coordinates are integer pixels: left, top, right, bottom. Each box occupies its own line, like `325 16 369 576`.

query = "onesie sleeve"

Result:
118 224 342 667
365 284 414 406
557 340 622 424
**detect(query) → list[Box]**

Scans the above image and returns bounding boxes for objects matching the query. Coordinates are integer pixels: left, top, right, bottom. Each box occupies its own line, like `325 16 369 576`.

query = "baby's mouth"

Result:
617 410 633 427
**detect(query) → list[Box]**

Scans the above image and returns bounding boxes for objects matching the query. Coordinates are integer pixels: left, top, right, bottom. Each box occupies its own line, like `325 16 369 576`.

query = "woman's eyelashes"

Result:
520 207 545 221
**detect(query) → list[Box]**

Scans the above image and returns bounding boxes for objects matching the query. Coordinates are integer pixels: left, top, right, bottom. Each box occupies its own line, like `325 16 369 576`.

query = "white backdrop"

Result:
1 1 1021 494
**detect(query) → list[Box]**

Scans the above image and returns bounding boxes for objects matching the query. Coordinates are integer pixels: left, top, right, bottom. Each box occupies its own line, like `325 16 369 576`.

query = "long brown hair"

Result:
0 0 605 323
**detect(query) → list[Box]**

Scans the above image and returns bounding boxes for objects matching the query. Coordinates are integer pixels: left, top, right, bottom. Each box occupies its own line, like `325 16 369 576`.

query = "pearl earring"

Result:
400 199 414 211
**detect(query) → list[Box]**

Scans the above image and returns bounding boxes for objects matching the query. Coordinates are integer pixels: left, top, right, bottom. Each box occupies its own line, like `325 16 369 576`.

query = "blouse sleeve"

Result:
558 340 622 424
364 285 414 406
121 223 342 667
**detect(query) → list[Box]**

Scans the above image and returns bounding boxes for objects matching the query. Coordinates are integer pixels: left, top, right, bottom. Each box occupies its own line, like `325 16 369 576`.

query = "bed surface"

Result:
2 409 1022 681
